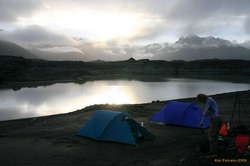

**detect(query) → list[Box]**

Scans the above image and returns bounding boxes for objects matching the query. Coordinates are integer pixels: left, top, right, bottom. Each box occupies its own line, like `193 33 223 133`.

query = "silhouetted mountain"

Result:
127 57 136 62
166 45 250 61
152 35 250 61
1 55 250 88
30 49 87 61
0 40 36 59
1 35 250 61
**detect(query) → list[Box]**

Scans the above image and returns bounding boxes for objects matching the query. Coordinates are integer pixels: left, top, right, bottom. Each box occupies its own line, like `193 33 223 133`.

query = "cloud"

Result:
245 17 250 34
1 0 250 61
76 41 128 61
241 40 250 49
80 0 250 41
158 0 250 36
0 25 85 60
73 39 156 61
129 19 167 41
0 0 44 23
174 35 233 48
0 25 77 49
0 107 37 121
39 46 82 53
63 0 250 37
1 0 250 42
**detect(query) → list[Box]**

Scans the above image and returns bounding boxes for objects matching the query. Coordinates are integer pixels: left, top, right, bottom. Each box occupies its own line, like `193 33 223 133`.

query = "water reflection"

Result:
0 79 250 121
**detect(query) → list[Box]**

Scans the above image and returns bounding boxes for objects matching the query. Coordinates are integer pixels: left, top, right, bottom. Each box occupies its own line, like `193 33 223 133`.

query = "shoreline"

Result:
1 74 250 91
0 90 249 165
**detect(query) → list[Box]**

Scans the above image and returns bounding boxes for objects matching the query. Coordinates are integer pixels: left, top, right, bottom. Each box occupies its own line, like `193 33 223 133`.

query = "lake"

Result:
0 78 250 121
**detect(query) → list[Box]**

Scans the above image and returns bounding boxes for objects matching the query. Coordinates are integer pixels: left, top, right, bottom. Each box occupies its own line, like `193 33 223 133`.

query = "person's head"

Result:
196 94 208 103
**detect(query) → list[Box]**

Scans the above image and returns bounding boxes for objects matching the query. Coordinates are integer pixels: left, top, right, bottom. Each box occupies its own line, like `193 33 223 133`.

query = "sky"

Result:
0 0 250 60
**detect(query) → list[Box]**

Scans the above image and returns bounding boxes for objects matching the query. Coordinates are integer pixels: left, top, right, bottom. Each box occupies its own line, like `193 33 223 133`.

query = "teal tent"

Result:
78 110 154 145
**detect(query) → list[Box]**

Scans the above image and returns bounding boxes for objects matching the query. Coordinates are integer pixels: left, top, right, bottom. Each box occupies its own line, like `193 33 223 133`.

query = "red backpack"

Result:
235 135 249 152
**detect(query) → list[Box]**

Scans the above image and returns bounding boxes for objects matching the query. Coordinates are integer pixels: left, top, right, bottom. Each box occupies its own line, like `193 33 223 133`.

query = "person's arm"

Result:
199 100 210 126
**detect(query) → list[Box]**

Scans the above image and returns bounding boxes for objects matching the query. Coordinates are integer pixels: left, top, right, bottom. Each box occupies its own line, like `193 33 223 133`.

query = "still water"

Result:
0 78 250 121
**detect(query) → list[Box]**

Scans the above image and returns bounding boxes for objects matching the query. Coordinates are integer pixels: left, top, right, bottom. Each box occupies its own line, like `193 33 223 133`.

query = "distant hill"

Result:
1 55 250 87
0 40 36 59
160 45 250 61
0 40 87 61
30 49 87 61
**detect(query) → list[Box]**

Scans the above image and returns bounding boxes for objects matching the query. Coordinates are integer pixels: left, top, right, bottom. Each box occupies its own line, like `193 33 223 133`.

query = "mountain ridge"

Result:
0 40 36 59
1 35 250 61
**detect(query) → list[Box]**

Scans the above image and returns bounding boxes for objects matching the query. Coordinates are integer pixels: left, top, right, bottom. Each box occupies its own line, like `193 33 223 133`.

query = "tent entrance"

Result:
127 119 155 143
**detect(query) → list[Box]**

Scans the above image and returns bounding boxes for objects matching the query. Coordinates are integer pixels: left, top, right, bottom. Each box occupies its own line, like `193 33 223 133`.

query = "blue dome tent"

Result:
78 110 154 145
149 101 210 128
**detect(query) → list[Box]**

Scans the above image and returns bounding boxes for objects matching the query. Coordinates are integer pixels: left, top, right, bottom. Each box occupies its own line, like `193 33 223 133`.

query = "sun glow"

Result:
86 86 134 105
17 10 143 41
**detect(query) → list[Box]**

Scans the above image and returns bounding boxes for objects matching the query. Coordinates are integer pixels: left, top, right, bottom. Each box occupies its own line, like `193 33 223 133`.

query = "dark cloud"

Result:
0 25 76 48
161 0 250 35
0 0 44 22
241 41 250 49
245 17 250 34
0 25 84 60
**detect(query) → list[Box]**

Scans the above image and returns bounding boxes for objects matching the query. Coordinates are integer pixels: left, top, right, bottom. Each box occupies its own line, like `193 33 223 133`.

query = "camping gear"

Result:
219 123 229 136
149 101 210 128
78 110 154 145
235 135 249 152
199 136 230 153
230 94 250 129
217 136 229 152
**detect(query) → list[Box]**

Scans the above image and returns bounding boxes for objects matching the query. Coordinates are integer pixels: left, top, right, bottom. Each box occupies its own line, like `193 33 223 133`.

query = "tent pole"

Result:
230 94 238 127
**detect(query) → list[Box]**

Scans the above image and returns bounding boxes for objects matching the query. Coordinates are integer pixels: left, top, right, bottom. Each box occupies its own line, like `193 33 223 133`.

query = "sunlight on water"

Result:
0 78 250 121
86 86 135 105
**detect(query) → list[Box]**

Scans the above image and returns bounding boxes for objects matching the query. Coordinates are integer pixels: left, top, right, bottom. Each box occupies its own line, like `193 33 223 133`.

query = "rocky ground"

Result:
0 90 250 166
